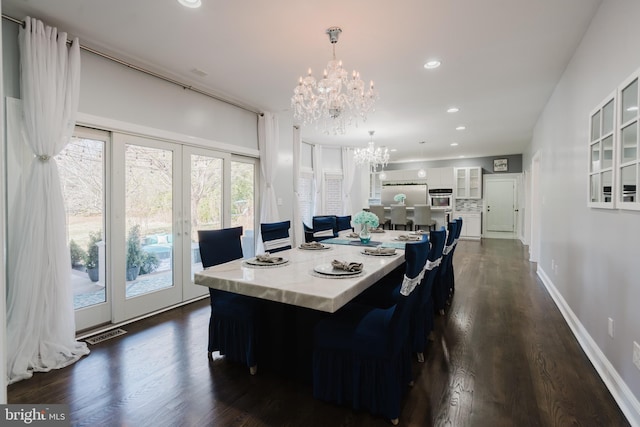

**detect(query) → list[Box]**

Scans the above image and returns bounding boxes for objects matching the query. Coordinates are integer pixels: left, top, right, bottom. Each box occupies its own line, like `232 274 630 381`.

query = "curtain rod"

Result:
1 14 262 116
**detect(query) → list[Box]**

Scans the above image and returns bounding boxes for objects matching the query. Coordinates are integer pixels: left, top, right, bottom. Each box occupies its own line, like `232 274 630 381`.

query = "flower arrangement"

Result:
394 193 407 203
353 210 379 228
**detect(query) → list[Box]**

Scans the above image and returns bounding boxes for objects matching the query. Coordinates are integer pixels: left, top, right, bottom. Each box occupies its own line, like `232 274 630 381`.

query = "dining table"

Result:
194 229 424 313
193 229 427 380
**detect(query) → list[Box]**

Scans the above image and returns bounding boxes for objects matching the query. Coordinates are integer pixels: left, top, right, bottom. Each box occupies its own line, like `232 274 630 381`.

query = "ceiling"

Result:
2 0 601 162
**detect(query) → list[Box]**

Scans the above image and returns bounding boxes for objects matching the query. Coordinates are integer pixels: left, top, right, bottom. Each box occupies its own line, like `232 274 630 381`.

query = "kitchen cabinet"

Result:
426 167 454 189
454 167 482 199
380 169 427 183
454 212 481 240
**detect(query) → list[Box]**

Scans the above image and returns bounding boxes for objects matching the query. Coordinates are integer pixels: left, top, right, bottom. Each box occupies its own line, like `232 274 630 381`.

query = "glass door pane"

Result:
231 160 256 258
189 153 223 279
59 127 111 330
125 144 175 298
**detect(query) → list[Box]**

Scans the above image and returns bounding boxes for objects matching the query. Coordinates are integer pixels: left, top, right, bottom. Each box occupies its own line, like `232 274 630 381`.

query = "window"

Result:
299 169 313 226
588 94 616 208
324 172 343 216
618 75 640 209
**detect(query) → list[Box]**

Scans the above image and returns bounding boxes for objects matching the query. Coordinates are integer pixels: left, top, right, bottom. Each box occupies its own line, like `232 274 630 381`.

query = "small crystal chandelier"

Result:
354 131 389 172
291 27 378 135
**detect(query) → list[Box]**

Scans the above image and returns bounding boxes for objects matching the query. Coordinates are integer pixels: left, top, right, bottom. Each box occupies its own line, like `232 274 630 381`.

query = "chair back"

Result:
368 205 386 224
413 204 432 225
419 227 446 302
454 217 463 239
388 237 429 347
390 204 409 226
440 221 459 276
311 216 338 240
260 220 292 253
335 215 353 232
198 226 244 268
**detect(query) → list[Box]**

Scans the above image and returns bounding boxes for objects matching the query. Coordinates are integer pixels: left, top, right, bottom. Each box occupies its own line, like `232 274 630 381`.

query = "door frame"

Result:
482 173 521 239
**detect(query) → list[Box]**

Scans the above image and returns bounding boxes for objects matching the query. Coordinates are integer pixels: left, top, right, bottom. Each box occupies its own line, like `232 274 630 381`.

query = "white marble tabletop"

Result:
194 232 414 313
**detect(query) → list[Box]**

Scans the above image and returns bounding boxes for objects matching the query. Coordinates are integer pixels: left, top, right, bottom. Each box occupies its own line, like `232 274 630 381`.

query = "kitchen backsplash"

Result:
455 199 483 212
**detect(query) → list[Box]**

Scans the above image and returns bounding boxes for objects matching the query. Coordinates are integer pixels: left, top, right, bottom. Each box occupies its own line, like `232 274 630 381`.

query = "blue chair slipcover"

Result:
304 215 339 242
312 238 430 424
198 226 259 375
445 217 463 300
412 227 446 362
433 220 459 315
351 228 446 362
260 220 292 253
335 215 353 233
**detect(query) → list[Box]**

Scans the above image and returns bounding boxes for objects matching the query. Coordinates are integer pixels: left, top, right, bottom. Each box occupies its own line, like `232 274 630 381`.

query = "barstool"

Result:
413 204 436 231
390 204 413 230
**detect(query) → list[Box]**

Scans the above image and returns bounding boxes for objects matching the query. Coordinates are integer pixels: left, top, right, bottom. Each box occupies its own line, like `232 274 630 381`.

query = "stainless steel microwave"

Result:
429 188 453 208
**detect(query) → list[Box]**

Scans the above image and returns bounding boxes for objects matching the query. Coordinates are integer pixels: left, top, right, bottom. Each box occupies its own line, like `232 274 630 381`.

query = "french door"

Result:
69 128 255 329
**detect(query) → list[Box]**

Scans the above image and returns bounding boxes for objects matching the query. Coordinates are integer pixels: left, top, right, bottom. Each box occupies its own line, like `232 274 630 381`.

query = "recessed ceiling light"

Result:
447 107 459 113
423 60 441 69
450 142 459 147
456 125 466 131
627 106 639 112
389 148 398 152
178 0 202 8
459 155 465 158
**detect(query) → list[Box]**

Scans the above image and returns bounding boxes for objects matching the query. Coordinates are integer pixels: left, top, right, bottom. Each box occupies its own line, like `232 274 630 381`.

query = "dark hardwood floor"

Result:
8 239 630 426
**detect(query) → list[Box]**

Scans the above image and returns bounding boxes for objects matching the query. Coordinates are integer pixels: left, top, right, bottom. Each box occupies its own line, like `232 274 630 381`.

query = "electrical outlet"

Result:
633 341 640 371
608 318 614 338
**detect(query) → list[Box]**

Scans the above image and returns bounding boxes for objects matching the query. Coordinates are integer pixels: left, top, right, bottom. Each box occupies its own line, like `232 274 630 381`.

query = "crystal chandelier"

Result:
291 27 378 135
354 131 389 172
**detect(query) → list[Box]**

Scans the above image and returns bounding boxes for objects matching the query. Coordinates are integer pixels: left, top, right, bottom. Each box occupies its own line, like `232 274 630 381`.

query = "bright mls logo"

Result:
1 405 70 426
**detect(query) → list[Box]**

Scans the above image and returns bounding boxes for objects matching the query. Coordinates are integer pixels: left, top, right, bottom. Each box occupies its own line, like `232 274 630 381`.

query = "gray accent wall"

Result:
384 153 522 175
524 0 640 421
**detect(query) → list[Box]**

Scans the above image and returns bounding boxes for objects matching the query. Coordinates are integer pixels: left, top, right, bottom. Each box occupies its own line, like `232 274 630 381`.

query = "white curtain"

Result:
257 112 280 252
292 127 304 246
7 17 89 384
341 147 356 215
312 144 323 215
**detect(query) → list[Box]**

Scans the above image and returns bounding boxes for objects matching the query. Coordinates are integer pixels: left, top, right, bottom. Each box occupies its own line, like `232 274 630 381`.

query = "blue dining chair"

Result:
445 217 463 301
413 227 446 362
304 215 339 242
335 215 353 233
312 238 430 425
198 226 259 375
260 220 292 253
351 228 446 363
433 220 459 315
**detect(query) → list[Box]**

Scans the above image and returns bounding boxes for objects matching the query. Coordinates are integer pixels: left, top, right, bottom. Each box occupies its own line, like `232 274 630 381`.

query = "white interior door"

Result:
485 178 516 232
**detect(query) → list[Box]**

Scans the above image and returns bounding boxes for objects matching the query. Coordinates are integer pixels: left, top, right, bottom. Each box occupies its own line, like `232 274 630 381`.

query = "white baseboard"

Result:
537 267 640 427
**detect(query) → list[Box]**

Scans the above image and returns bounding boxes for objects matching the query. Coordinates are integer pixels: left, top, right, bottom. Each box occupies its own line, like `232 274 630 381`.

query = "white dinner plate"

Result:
313 264 362 276
245 257 288 266
298 244 331 250
361 250 398 257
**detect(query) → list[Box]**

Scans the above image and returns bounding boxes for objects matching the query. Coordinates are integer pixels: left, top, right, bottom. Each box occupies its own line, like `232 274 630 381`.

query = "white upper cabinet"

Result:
426 167 454 189
380 169 427 184
454 167 482 199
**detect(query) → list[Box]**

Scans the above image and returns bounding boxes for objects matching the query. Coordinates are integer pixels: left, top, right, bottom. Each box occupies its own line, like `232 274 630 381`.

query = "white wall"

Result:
524 0 640 422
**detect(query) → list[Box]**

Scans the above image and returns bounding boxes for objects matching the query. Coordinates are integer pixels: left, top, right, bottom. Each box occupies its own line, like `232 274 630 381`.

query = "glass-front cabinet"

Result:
454 166 482 199
588 94 616 208
618 76 639 209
